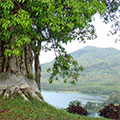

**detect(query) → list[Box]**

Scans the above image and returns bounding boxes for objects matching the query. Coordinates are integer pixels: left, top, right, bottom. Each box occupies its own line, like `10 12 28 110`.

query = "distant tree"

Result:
0 0 119 101
67 100 88 116
102 92 120 106
84 102 97 110
67 100 82 107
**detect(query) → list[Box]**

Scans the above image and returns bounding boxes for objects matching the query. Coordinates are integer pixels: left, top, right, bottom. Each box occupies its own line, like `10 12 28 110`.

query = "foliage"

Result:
101 0 120 41
67 100 88 116
0 97 108 120
99 104 120 119
67 100 82 107
0 0 107 83
84 102 98 111
48 54 84 84
67 104 88 116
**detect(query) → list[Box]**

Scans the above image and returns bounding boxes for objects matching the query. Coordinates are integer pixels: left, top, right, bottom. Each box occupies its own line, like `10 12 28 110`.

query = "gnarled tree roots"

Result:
0 83 44 102
0 72 44 102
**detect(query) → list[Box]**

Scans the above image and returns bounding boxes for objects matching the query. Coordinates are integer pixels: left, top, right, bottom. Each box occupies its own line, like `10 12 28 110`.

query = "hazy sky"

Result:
40 15 120 64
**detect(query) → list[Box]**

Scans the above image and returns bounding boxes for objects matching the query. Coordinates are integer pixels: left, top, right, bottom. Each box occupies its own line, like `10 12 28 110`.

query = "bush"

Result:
67 100 81 107
99 103 120 119
67 100 88 116
84 102 97 110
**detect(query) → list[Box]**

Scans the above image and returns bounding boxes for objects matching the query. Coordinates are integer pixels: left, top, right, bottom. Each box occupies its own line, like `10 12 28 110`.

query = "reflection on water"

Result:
42 91 106 108
88 112 100 118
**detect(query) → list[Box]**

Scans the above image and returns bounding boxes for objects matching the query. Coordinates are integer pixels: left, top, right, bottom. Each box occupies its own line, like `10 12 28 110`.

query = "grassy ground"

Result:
0 97 109 120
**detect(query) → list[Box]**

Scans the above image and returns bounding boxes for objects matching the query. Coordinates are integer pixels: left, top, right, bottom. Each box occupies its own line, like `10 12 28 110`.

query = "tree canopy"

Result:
0 0 106 83
0 0 119 85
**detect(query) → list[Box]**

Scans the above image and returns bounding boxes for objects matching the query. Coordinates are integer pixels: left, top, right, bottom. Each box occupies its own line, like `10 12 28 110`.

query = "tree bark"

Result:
34 53 41 91
0 42 44 101
32 40 42 91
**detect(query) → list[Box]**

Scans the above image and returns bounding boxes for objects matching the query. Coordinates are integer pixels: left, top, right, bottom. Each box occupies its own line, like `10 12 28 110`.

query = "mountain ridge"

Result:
41 46 120 95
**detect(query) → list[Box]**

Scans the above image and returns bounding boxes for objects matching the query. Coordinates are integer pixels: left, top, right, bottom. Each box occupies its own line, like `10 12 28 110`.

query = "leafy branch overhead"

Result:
47 53 84 84
101 0 120 41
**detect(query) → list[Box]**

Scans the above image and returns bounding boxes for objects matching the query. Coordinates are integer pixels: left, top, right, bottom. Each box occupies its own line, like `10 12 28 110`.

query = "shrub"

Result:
67 100 88 116
99 103 120 119
84 102 97 110
67 100 81 107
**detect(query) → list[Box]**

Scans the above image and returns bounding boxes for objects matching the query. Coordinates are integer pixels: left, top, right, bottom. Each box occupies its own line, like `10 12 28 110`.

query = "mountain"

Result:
41 46 120 95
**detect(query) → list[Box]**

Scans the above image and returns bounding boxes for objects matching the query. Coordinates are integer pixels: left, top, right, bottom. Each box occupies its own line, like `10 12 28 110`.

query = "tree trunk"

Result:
35 53 41 91
0 42 44 101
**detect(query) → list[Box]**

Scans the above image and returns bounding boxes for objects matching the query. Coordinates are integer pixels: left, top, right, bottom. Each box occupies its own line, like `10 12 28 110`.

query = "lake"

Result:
42 91 106 117
42 91 106 108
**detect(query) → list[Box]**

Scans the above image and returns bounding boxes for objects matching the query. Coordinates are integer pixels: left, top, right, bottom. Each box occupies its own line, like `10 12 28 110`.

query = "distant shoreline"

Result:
41 90 108 98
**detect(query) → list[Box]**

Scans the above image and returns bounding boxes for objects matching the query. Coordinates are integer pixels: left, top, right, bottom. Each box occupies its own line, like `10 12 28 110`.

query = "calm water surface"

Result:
42 91 106 117
42 91 106 108
42 91 106 118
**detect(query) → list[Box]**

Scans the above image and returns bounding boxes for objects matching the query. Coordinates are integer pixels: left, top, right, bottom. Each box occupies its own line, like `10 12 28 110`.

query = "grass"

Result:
0 96 109 120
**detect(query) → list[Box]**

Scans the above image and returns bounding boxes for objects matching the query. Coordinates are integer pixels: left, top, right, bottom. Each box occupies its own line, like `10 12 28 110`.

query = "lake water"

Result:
42 91 106 109
42 91 106 118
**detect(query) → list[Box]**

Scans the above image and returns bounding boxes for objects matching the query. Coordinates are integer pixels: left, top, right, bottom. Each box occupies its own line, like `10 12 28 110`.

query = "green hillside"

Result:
41 46 120 95
0 97 108 120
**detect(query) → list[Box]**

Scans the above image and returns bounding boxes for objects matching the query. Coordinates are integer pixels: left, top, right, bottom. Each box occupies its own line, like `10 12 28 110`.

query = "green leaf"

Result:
47 68 51 72
64 79 67 83
79 66 84 71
